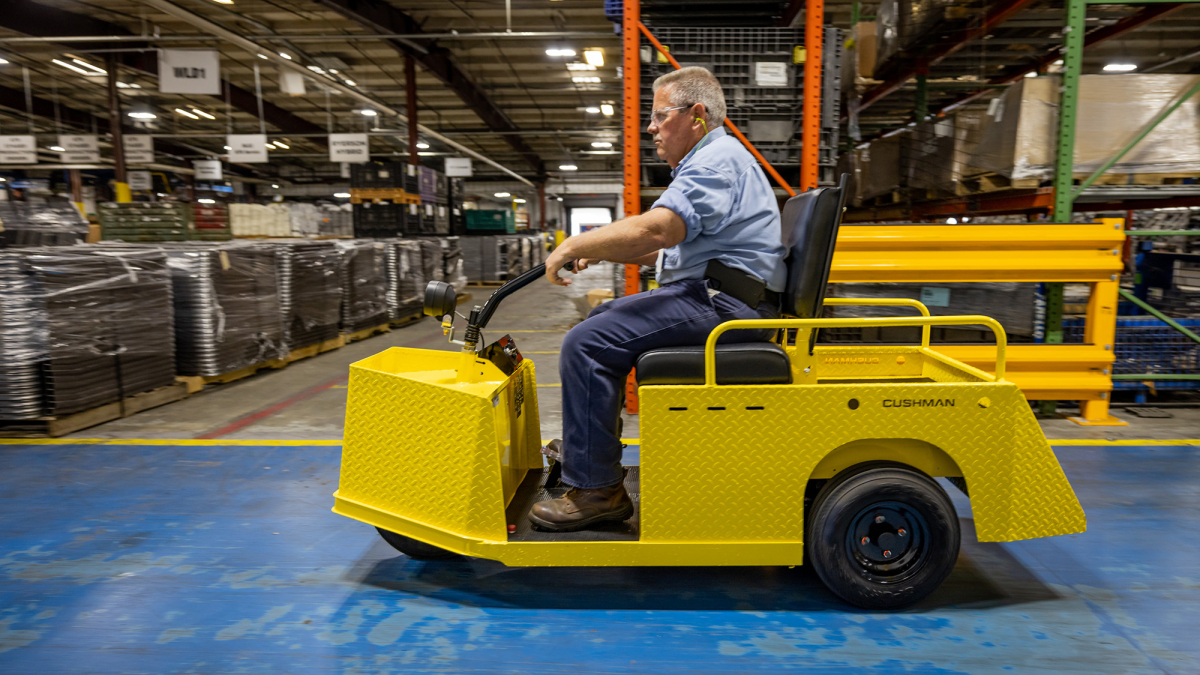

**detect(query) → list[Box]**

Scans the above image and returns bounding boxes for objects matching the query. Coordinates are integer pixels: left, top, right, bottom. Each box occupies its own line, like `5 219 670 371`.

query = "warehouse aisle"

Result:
66 262 1200 442
0 439 1197 673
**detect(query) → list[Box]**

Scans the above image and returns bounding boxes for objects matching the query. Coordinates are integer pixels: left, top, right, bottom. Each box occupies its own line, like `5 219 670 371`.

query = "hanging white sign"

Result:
0 135 38 164
444 157 473 177
59 135 100 163
124 135 155 164
127 170 153 191
193 159 223 180
227 134 268 163
158 49 222 95
280 70 306 96
329 133 370 163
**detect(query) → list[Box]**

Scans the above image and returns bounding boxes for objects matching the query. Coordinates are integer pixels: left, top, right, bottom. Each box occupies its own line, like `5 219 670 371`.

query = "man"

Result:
530 67 788 532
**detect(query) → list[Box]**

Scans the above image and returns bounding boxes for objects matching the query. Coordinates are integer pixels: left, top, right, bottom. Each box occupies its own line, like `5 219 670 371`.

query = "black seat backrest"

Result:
779 173 850 319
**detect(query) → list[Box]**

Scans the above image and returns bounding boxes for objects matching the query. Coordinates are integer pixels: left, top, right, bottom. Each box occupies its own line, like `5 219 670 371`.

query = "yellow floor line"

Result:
3 438 1196 448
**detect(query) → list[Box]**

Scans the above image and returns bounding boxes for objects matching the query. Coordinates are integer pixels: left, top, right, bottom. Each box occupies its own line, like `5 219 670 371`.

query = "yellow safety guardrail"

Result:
827 220 1126 425
703 315 1009 387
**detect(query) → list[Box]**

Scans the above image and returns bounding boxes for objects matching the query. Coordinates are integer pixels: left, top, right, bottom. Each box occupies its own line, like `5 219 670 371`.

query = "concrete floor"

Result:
3 263 1200 673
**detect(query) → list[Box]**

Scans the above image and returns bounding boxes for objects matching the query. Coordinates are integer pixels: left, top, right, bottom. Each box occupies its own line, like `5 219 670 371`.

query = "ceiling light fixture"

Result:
127 111 157 119
1024 71 1038 78
546 48 576 57
274 141 289 149
272 184 280 188
265 143 277 149
72 58 108 75
600 103 614 116
51 59 91 76
257 54 269 60
559 164 578 171
591 141 613 148
334 192 351 198
116 82 142 89
307 66 326 74
279 52 292 60
191 108 216 119
359 109 377 116
416 142 430 149
212 0 234 4
513 198 527 204
50 146 65 152
198 198 216 204
1103 63 1137 72
175 108 200 119
494 192 511 198
572 76 601 83
583 50 604 67
585 106 601 113
344 79 357 86
0 58 9 65
566 63 596 71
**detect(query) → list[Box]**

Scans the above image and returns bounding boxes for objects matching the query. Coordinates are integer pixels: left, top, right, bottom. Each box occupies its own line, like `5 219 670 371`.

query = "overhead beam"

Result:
0 1 328 141
856 0 1039 115
312 0 544 174
134 0 534 186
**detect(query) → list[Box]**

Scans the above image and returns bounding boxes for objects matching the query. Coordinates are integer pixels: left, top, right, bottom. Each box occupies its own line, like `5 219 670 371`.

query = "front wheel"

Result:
807 462 960 610
376 527 460 561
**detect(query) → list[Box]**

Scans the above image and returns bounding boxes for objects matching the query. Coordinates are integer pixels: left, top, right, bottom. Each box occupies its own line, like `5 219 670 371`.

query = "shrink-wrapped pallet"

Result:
970 75 1200 180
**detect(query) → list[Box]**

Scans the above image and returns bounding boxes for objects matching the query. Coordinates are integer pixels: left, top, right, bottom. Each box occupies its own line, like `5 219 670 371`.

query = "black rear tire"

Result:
807 462 960 610
376 527 460 561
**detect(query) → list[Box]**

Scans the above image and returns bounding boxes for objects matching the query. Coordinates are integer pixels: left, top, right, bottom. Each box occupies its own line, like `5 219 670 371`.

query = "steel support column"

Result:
106 55 129 203
624 0 642 414
405 55 419 167
801 0 824 191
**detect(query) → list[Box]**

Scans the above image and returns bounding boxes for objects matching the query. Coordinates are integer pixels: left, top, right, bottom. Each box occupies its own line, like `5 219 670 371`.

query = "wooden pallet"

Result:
1089 172 1198 186
349 188 420 205
956 173 1041 196
345 323 392 343
176 336 347 390
0 382 191 439
456 292 473 306
390 312 424 328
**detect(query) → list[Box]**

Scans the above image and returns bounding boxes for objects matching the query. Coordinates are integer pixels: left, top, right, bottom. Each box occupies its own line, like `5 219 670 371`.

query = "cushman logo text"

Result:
824 357 880 365
883 399 955 408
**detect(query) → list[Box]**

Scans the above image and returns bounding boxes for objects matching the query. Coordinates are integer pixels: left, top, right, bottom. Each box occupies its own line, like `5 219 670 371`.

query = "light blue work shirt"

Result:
650 126 787 293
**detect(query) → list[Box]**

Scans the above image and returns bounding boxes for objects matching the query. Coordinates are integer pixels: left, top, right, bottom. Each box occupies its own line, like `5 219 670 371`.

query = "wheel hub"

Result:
846 501 929 582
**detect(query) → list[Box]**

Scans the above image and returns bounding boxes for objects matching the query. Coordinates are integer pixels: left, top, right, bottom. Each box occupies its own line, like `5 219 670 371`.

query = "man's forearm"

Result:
557 208 683 263
601 251 660 266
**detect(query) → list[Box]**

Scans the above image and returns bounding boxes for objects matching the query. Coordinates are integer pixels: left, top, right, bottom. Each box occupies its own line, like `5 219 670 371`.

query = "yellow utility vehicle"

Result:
333 178 1086 609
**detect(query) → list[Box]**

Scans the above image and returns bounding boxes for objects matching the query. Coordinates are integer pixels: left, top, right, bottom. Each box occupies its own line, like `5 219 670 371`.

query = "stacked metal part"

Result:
459 235 505 283
439 236 469 290
383 239 425 320
271 240 343 351
0 251 48 419
21 247 176 417
416 238 443 284
165 242 286 377
336 239 391 334
0 200 90 248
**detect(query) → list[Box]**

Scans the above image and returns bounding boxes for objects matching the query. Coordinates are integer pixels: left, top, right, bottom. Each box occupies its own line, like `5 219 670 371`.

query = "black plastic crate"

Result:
351 162 403 189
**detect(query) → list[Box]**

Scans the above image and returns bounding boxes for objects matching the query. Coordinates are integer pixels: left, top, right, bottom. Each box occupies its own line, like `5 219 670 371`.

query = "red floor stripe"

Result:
195 375 348 440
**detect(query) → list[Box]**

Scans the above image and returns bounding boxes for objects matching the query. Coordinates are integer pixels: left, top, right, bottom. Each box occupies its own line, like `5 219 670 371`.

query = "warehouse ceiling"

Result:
0 0 1197 186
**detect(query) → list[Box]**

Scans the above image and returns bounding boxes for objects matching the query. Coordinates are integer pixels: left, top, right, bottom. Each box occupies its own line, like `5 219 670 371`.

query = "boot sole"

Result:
527 501 635 533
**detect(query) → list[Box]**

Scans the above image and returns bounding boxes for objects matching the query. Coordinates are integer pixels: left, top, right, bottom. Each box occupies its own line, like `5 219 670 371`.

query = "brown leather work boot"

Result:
528 482 634 532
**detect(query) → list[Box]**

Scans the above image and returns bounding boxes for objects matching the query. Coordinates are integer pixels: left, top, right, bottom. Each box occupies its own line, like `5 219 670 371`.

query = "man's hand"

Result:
574 258 600 272
545 247 575 286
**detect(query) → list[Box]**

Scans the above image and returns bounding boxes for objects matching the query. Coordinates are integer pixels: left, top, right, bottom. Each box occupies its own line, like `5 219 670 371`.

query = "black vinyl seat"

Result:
635 342 791 385
634 174 849 387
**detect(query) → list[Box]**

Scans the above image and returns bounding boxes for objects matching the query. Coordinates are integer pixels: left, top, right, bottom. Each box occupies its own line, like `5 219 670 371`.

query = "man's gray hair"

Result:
652 67 726 130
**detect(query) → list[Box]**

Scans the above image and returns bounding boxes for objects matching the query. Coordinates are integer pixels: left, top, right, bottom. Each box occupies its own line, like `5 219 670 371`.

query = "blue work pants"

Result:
559 279 778 489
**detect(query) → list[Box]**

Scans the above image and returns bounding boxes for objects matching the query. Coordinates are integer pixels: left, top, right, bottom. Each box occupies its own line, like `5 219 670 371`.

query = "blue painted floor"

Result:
1 442 1198 674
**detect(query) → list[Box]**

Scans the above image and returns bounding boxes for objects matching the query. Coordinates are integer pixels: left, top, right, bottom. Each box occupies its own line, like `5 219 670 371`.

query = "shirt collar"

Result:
671 126 727 177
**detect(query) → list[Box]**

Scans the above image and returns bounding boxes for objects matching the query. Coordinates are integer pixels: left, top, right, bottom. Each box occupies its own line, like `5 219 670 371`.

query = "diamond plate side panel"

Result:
339 361 507 541
640 381 1085 544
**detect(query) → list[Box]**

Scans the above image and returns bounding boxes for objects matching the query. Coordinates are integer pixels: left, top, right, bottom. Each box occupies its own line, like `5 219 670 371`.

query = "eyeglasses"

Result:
649 105 692 125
